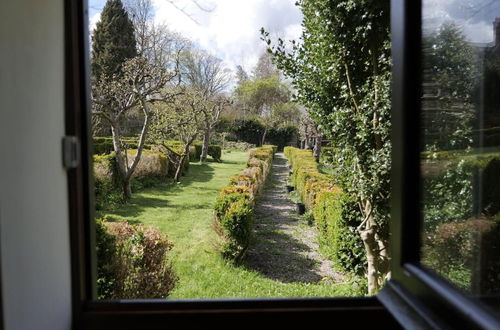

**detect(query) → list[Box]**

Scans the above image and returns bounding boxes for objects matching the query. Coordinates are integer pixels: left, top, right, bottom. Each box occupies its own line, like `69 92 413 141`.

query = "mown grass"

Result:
99 151 364 299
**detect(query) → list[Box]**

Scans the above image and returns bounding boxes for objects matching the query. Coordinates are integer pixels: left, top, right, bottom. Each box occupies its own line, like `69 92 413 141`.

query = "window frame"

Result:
65 0 500 328
379 0 500 328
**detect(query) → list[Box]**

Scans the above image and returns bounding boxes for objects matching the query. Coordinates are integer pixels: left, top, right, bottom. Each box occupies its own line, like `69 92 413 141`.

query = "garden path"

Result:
245 153 347 284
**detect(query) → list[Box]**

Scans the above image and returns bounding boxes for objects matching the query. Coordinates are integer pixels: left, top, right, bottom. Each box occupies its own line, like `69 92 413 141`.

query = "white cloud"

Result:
89 12 101 32
151 0 302 73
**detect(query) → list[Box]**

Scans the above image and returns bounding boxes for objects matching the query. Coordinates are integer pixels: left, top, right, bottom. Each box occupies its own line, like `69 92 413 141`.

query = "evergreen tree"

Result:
91 0 137 82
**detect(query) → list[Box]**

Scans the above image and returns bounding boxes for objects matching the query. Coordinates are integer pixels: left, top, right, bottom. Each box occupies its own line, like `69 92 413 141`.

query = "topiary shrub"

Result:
284 147 366 275
314 188 366 275
208 145 222 162
232 118 266 146
96 218 178 299
213 145 276 262
265 125 299 151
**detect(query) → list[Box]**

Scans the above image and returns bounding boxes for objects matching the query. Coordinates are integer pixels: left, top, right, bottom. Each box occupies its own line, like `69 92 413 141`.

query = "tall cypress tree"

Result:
91 0 137 82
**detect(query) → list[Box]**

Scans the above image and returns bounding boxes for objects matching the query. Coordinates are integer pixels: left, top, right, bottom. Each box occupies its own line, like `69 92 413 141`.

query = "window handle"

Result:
62 136 80 169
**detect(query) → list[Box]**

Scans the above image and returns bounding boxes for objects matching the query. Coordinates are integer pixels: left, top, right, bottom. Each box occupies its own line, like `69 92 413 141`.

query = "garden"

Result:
90 0 500 301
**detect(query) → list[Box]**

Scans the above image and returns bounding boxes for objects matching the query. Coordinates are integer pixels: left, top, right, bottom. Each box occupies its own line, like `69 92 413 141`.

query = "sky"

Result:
88 0 303 74
423 0 500 44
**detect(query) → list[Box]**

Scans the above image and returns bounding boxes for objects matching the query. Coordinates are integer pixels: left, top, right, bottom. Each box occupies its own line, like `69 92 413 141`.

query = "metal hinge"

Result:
62 136 81 169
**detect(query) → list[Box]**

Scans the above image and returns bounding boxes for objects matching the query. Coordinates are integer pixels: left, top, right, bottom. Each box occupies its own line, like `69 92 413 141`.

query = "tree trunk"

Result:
358 200 390 295
200 127 210 163
122 177 132 200
313 135 322 162
174 144 191 183
261 126 268 147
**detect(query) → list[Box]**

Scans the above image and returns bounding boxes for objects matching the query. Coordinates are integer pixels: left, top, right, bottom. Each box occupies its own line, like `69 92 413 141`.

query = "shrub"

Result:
314 188 366 275
213 145 276 262
223 141 255 151
189 143 222 162
96 218 178 299
93 150 170 210
232 118 266 146
265 125 299 151
208 145 222 162
284 147 365 275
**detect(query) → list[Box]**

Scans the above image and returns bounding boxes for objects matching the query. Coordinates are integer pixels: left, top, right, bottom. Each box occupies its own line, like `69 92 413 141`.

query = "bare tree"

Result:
180 49 232 162
92 57 177 199
198 95 231 162
150 86 204 182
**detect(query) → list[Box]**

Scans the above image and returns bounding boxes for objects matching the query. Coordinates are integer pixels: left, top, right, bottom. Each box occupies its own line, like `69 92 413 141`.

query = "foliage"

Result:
213 146 276 262
95 218 177 299
422 22 478 150
421 151 500 292
266 125 299 151
232 118 266 146
91 0 137 82
314 188 366 275
285 147 366 275
98 151 364 298
93 150 171 210
266 0 391 294
150 86 205 182
421 151 500 232
222 141 256 151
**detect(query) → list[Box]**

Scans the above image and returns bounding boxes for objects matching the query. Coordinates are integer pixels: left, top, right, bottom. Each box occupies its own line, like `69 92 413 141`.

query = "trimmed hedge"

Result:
266 125 299 151
420 150 500 291
96 218 177 299
93 150 170 210
213 145 276 262
192 143 223 162
284 146 366 275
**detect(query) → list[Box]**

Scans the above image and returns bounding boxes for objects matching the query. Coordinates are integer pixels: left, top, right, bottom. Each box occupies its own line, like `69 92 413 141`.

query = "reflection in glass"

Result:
421 0 500 296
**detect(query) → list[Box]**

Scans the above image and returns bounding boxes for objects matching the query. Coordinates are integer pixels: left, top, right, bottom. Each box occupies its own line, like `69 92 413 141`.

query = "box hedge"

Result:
95 218 177 299
93 150 171 210
213 146 276 262
284 146 366 275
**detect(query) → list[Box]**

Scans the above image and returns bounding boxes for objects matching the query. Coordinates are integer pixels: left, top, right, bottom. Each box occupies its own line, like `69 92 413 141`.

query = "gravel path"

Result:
244 153 347 284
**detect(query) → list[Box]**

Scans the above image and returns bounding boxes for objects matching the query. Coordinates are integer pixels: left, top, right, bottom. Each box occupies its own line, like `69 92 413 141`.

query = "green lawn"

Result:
99 150 363 299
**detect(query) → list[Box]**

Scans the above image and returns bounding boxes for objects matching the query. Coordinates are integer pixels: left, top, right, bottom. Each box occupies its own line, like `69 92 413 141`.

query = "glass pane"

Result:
421 0 500 297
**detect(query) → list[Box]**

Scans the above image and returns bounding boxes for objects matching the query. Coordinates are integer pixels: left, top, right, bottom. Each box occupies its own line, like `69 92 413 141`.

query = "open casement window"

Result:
65 0 500 329
379 0 500 328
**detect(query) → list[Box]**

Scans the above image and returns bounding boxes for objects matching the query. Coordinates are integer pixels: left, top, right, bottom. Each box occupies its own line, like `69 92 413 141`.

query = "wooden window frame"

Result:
64 0 500 328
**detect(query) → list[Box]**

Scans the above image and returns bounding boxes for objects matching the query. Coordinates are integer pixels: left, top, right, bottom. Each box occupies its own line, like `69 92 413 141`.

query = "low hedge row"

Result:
213 145 276 262
284 147 366 275
93 137 222 162
191 143 222 162
93 150 170 210
96 218 177 299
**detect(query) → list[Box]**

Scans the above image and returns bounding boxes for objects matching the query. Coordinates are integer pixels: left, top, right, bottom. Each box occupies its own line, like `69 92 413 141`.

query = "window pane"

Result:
421 0 500 298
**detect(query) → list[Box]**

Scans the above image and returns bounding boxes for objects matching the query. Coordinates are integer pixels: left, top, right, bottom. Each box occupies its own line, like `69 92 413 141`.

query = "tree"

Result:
180 49 232 162
422 22 478 151
253 51 280 79
150 87 204 182
91 0 137 82
264 0 391 295
125 0 191 71
235 65 249 86
235 76 292 145
92 57 177 198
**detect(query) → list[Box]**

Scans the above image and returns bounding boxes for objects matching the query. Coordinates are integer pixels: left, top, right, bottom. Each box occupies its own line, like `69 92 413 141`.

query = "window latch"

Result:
62 136 81 169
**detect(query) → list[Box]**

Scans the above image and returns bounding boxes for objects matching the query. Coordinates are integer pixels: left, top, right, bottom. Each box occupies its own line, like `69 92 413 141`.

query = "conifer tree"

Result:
91 0 137 82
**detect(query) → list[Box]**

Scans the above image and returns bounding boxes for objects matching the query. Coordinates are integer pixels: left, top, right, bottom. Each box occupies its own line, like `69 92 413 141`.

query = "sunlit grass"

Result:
99 151 363 299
